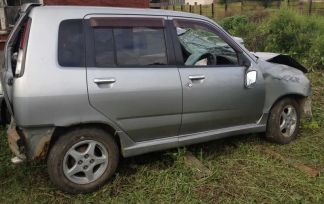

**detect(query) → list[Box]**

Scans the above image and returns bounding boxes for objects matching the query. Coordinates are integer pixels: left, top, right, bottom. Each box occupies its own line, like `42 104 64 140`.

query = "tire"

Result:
266 97 300 144
47 128 119 194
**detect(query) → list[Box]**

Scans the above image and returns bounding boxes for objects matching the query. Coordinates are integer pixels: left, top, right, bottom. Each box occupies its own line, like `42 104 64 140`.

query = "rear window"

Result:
92 26 168 67
58 19 85 67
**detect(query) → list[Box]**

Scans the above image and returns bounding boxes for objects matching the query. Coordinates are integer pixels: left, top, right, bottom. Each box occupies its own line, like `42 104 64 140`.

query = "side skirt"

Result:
120 123 266 158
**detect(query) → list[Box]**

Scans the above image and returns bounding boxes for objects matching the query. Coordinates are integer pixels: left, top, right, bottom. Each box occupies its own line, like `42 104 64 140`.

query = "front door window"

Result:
174 20 239 67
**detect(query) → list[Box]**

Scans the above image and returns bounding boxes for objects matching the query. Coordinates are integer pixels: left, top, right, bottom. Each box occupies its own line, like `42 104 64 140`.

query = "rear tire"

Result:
266 98 300 144
47 128 119 194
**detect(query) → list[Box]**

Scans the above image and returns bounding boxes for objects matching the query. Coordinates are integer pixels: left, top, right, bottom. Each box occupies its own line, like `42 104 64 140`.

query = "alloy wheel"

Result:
63 140 108 185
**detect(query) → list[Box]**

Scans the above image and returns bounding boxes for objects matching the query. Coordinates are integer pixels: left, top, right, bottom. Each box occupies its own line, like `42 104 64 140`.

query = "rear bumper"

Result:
7 121 26 160
7 120 55 160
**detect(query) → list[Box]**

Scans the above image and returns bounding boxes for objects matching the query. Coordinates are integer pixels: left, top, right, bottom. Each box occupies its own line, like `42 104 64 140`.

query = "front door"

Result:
171 18 265 135
85 16 182 142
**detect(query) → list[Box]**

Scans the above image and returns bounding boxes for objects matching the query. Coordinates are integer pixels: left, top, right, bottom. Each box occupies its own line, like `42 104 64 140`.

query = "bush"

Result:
219 15 267 52
248 9 270 23
219 9 324 70
263 10 317 61
307 36 324 70
219 15 249 34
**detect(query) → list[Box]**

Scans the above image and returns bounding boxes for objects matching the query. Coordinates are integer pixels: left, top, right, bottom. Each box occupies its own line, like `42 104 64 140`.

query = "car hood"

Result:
253 52 308 73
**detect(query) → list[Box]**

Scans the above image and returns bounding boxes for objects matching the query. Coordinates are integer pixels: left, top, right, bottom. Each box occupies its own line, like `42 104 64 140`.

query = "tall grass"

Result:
220 9 324 70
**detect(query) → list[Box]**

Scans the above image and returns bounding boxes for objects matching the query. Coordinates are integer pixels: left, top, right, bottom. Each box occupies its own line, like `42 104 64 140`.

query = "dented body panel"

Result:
254 52 308 73
257 60 311 113
7 120 54 160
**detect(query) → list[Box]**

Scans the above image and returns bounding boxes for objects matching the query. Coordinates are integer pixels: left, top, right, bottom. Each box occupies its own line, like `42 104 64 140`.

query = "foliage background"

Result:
219 9 324 70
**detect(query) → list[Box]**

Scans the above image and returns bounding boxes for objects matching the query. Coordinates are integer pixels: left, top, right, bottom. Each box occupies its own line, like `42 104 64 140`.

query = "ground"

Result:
0 71 323 203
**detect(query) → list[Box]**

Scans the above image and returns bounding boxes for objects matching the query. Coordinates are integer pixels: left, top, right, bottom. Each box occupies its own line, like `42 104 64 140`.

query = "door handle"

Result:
189 75 205 80
94 78 116 84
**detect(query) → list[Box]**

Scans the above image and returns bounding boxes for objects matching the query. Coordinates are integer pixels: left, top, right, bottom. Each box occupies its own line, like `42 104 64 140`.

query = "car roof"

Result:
35 5 209 20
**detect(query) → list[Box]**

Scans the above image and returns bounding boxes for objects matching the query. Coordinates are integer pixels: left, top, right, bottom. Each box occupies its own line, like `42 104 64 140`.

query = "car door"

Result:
170 17 265 135
84 15 182 142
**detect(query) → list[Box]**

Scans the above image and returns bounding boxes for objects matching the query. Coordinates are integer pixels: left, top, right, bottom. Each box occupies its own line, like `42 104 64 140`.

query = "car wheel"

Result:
266 97 300 144
47 128 119 194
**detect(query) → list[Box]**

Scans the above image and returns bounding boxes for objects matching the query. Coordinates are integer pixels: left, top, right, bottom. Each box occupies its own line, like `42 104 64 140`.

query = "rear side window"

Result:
90 17 168 67
58 19 85 67
93 27 167 67
114 28 167 66
93 28 115 67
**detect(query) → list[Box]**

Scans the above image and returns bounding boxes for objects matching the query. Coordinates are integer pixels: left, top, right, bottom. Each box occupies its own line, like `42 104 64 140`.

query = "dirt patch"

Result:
184 152 212 179
256 145 320 177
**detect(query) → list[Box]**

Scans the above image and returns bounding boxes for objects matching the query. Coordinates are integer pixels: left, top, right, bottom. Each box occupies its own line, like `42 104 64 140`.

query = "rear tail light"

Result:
15 18 32 77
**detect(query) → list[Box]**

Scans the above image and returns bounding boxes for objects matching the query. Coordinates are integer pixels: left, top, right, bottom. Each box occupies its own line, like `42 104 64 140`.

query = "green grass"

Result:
0 71 323 203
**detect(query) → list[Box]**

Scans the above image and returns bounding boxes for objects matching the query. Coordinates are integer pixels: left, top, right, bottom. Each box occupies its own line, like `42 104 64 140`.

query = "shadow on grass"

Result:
118 133 265 176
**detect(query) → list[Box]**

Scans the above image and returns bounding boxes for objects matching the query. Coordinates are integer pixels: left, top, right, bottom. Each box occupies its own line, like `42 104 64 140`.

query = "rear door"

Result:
84 15 182 142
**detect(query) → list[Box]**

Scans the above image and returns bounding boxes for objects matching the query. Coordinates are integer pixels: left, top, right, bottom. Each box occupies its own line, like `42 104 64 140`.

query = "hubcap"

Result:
279 105 297 138
63 140 108 185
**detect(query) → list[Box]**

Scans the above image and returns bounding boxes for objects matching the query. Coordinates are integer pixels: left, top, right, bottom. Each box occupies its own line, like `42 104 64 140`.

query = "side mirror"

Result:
245 70 257 88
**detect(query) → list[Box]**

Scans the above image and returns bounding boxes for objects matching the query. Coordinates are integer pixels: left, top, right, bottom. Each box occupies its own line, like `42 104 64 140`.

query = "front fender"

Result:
259 61 311 113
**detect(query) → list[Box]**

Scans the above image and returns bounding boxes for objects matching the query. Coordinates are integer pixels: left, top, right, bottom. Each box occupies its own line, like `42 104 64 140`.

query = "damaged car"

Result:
1 4 311 194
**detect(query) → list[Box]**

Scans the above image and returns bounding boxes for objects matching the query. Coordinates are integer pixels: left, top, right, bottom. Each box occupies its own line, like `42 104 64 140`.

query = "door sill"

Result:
121 123 266 157
179 123 266 146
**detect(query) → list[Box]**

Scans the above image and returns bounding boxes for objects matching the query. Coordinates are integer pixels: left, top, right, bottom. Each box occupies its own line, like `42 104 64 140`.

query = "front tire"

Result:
266 98 300 144
47 128 119 194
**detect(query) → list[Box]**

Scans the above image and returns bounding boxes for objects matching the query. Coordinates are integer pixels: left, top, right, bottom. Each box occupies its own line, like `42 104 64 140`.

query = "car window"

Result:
58 19 85 67
93 28 115 67
174 20 239 67
92 27 168 67
114 27 167 66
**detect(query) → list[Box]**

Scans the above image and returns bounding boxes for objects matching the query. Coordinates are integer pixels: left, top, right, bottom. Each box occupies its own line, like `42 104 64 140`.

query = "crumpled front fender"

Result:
258 60 311 114
254 52 308 73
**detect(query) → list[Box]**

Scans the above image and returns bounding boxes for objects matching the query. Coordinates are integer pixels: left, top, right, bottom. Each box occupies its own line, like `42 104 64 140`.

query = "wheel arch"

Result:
48 122 124 159
266 93 311 118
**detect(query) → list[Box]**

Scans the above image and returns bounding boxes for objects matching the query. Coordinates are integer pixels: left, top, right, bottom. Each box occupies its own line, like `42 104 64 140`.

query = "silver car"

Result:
1 4 312 193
